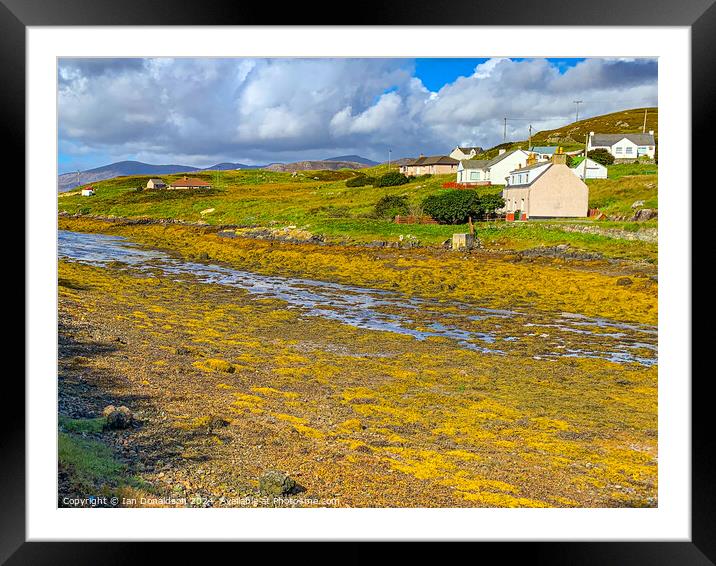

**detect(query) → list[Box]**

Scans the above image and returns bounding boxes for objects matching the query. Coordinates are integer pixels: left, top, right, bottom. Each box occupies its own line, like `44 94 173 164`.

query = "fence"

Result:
442 181 492 189
394 215 439 225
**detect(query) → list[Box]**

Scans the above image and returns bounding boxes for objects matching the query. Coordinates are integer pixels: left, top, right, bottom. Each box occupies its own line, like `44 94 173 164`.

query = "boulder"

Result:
631 200 645 209
259 470 296 496
102 405 133 429
616 277 633 287
632 208 657 221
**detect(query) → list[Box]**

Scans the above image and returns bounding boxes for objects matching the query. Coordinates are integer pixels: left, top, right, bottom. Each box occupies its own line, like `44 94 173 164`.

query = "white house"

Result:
456 149 532 186
587 131 656 160
81 187 95 196
502 152 589 219
146 178 167 189
449 146 484 161
570 156 607 180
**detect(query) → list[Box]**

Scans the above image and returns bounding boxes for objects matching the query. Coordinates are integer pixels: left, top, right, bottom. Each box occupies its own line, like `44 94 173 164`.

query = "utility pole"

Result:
573 100 583 123
76 170 80 188
642 108 648 133
528 124 533 151
503 117 507 143
388 148 392 169
583 133 589 180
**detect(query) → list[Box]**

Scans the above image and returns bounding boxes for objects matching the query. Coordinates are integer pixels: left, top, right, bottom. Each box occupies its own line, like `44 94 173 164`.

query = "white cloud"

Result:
58 57 657 169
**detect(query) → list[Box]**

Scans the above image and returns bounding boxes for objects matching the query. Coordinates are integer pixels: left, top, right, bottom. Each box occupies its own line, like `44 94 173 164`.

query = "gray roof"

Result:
406 155 458 166
459 159 489 170
590 133 655 147
459 149 525 171
147 178 165 183
508 161 551 175
457 146 483 153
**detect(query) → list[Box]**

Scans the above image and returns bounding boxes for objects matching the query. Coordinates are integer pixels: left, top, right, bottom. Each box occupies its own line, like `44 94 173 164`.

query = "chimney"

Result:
552 146 567 165
499 149 506 155
648 130 654 136
589 131 594 136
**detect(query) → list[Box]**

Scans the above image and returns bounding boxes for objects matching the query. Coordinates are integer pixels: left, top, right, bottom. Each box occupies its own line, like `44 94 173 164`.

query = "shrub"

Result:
422 191 505 224
422 190 481 224
376 171 409 187
587 148 615 166
346 175 375 187
375 195 410 219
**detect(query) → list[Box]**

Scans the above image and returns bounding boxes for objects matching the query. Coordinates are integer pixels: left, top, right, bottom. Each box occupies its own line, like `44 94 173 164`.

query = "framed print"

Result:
7 0 711 562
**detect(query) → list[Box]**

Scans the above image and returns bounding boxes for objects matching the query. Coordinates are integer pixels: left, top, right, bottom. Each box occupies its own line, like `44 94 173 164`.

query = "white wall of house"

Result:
570 158 607 179
456 164 485 183
487 150 531 185
450 148 476 160
506 163 550 187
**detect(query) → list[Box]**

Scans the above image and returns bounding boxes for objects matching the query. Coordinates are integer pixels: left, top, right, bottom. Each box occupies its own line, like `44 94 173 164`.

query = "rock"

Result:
631 200 645 209
616 277 633 287
259 470 296 496
102 405 133 429
197 252 210 260
632 208 657 221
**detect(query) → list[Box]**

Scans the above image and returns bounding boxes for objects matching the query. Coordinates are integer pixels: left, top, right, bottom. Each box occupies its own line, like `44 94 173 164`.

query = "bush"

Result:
587 148 615 166
422 191 505 224
345 175 375 187
376 171 409 187
422 190 480 224
374 195 410 219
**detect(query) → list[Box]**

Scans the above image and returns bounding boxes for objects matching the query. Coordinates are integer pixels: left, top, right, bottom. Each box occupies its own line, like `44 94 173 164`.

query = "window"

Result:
470 171 481 181
615 147 623 154
625 147 633 154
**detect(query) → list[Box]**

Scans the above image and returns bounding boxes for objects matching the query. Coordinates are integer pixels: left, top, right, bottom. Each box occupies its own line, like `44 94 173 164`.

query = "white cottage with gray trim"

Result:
587 131 656 159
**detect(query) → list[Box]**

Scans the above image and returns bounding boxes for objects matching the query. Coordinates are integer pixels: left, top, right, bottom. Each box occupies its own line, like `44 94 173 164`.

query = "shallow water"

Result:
58 230 657 366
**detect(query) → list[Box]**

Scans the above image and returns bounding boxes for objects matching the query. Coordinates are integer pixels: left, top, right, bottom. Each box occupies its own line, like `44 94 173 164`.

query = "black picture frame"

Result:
7 0 708 563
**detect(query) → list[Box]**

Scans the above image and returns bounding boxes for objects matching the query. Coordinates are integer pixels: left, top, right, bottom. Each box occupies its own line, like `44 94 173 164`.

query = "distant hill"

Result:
58 157 380 191
58 160 201 192
323 155 379 166
265 160 373 173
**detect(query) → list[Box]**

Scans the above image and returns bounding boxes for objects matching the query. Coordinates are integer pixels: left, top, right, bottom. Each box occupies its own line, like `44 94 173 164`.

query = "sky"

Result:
58 57 657 173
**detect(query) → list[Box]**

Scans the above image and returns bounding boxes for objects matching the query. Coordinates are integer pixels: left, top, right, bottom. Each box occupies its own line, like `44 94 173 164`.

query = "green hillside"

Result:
477 107 658 158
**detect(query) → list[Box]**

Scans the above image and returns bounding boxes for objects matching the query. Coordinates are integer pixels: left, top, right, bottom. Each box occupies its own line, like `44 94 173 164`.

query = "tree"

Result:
478 194 506 217
587 148 615 166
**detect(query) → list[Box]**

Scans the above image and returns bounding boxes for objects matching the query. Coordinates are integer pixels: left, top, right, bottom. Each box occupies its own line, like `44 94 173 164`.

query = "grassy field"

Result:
58 163 658 261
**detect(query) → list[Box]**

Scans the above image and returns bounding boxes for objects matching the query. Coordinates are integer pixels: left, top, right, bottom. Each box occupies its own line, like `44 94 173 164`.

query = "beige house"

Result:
168 176 212 190
146 178 166 189
400 155 459 176
449 146 484 161
501 152 589 219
